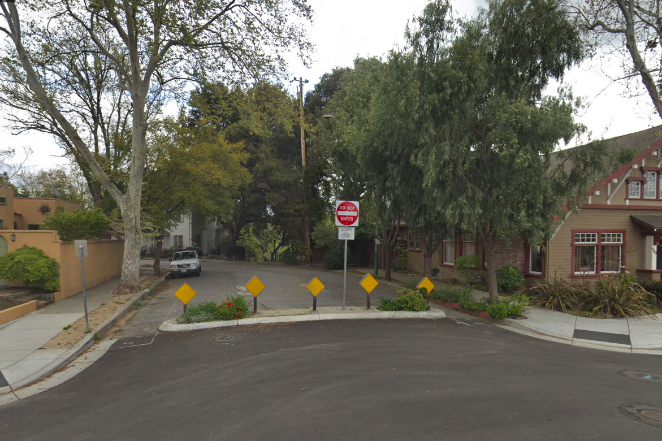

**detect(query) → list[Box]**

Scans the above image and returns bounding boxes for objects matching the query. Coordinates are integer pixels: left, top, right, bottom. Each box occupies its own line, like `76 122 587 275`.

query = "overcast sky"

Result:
2 0 660 170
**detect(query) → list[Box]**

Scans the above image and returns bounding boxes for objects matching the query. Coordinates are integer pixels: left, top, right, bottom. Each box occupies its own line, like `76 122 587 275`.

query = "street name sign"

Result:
338 227 355 240
335 200 359 227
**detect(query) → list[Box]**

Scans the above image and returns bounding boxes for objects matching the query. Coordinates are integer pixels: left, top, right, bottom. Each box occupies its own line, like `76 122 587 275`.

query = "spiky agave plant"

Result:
584 275 655 318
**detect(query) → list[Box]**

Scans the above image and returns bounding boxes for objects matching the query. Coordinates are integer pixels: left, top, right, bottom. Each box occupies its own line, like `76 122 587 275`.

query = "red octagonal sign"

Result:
335 200 359 227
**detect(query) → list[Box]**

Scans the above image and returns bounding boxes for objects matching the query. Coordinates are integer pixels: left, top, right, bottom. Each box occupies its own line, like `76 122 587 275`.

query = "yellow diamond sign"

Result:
359 273 379 294
306 277 325 297
245 276 265 297
174 283 197 305
417 277 435 294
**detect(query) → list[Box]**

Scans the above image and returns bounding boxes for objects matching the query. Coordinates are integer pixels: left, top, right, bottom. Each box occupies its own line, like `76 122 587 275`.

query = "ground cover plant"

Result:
176 296 251 323
429 286 528 319
496 265 525 293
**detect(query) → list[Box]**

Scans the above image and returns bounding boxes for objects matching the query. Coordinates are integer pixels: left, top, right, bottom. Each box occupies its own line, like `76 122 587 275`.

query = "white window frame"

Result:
0 197 6 206
644 171 657 199
529 245 543 274
629 181 641 198
442 235 455 265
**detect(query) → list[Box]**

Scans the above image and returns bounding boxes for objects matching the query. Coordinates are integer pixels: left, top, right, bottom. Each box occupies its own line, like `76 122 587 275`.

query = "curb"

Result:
160 310 447 332
1 273 168 394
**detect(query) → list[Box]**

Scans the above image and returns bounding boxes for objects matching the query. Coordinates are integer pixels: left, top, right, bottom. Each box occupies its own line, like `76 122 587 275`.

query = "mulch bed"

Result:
0 299 24 311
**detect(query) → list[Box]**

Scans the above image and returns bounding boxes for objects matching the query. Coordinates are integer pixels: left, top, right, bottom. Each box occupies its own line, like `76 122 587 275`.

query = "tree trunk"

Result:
384 245 393 281
113 201 142 294
424 252 433 278
483 238 499 303
153 234 163 277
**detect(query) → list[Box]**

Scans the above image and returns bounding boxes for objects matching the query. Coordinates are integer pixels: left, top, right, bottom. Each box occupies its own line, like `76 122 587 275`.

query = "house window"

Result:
408 231 420 251
461 234 476 256
442 234 455 265
644 171 657 198
0 219 4 229
573 231 623 275
529 245 543 274
27 224 40 230
629 181 641 198
174 235 184 249
0 197 6 206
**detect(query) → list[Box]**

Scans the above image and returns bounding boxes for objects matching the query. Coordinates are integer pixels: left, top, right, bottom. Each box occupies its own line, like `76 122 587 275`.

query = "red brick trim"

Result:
582 204 662 210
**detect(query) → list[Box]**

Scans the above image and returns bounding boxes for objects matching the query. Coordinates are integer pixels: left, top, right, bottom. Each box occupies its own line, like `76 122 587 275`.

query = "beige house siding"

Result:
548 208 658 280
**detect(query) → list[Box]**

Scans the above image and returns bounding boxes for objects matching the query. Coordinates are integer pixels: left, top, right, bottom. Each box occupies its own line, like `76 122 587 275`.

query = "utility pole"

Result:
295 77 311 263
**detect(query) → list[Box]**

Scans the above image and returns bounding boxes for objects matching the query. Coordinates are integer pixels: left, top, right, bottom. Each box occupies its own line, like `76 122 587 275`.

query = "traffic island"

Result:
159 307 446 332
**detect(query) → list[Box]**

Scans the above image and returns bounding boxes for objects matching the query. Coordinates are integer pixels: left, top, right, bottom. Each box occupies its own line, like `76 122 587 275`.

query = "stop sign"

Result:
335 200 359 227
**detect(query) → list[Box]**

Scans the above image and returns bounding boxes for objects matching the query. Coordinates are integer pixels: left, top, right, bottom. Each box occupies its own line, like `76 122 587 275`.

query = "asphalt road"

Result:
2 318 662 440
118 260 399 339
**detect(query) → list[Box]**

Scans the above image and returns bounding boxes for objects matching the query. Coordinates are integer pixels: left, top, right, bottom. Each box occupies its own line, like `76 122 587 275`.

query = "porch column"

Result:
645 235 657 270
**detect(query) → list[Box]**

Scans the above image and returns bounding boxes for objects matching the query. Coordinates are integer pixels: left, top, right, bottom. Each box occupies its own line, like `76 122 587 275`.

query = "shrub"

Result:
455 255 481 286
323 249 344 270
40 207 111 242
176 296 251 323
486 294 529 318
429 287 473 303
377 289 429 311
431 267 440 277
0 246 59 291
528 278 580 312
393 243 408 271
496 265 525 292
581 274 655 318
459 296 488 312
377 297 399 311
637 279 662 306
280 248 299 265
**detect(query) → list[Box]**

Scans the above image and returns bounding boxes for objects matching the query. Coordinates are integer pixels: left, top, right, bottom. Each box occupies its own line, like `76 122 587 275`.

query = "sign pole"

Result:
79 246 89 330
343 239 348 310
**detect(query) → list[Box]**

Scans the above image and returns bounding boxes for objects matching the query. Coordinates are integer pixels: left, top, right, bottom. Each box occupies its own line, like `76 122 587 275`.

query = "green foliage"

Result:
431 267 440 277
487 294 529 319
323 249 344 270
459 296 489 313
377 289 430 311
637 279 662 306
0 245 59 291
311 221 342 251
176 296 251 323
429 287 474 303
377 297 399 311
496 266 525 293
455 255 481 286
528 278 580 312
393 243 408 271
280 248 299 266
41 207 111 242
581 274 655 318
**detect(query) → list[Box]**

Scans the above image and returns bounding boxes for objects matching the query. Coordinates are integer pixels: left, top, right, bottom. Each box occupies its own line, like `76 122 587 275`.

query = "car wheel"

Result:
196 269 201 277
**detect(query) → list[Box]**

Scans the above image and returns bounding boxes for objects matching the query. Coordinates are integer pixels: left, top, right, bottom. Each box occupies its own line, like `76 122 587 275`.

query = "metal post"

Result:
313 296 317 311
343 239 348 310
254 296 257 314
367 293 370 310
79 246 89 330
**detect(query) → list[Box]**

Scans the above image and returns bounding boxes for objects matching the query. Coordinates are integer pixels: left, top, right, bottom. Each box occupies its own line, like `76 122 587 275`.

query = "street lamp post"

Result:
294 77 311 263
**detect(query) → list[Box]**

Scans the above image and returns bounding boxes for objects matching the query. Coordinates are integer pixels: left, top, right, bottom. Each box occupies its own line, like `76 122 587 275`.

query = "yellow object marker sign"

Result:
306 277 325 297
417 277 435 294
174 283 197 305
359 273 379 294
245 276 265 297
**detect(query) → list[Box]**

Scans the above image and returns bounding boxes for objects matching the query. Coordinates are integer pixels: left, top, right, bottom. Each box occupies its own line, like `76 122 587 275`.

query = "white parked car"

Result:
169 251 201 278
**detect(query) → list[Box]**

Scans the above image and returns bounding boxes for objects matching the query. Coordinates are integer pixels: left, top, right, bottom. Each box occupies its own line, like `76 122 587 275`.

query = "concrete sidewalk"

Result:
354 267 662 354
0 268 154 391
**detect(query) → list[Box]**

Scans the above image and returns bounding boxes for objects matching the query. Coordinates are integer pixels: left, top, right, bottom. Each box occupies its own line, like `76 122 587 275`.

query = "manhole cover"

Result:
619 404 662 429
619 370 662 383
212 334 236 343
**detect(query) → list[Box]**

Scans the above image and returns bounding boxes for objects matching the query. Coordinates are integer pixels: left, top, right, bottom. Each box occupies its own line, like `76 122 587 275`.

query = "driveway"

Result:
120 260 398 339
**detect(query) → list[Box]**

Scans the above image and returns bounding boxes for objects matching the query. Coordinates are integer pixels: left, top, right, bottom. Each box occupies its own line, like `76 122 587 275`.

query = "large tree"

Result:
573 0 662 120
0 1 312 293
418 0 604 302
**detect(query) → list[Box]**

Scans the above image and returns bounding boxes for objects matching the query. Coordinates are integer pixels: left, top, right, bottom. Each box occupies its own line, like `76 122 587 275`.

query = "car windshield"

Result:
173 252 197 261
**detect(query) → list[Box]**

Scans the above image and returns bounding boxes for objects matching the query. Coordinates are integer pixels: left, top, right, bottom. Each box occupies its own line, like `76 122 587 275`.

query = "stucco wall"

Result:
0 231 124 301
13 198 78 230
0 185 14 230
